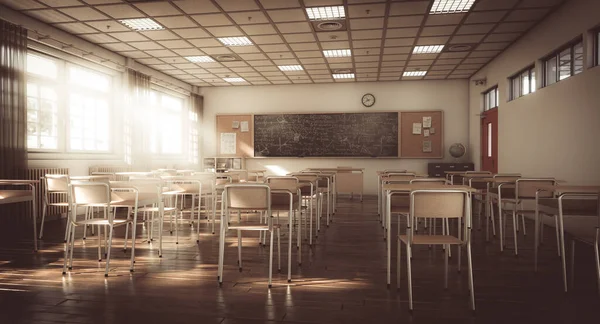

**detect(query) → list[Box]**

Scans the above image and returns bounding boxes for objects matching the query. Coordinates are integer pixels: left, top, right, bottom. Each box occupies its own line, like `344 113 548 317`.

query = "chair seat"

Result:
76 218 130 226
271 202 300 211
399 234 462 245
0 190 33 204
228 224 281 231
138 206 177 212
391 206 409 214
47 202 70 207
537 198 598 216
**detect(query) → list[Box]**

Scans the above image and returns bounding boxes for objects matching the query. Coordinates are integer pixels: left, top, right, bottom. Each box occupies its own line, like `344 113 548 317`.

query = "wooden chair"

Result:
397 188 475 311
217 184 280 288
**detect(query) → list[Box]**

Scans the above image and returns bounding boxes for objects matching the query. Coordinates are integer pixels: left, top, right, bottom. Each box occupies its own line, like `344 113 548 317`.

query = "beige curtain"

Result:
190 93 203 165
0 19 28 179
125 69 151 169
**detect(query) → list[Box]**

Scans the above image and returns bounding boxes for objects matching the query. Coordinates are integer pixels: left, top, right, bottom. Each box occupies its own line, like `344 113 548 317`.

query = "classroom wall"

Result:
468 0 600 184
201 80 469 195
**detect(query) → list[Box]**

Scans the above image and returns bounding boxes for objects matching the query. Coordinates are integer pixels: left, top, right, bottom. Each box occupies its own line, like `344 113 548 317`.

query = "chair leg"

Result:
521 213 527 236
512 209 518 256
237 230 242 270
62 223 72 274
498 203 504 252
570 240 576 288
397 238 401 290
97 226 102 261
555 216 561 257
218 221 226 284
490 200 496 237
558 210 567 292
268 230 274 288
594 228 600 295
69 225 76 270
467 242 476 311
124 220 129 252
277 228 281 273
407 244 413 311
444 244 449 289
104 225 114 277
39 203 47 239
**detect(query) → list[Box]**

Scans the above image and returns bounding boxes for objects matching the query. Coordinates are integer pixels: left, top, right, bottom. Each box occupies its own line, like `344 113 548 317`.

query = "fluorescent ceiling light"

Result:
430 0 476 14
278 65 303 71
223 77 246 83
323 49 351 57
332 73 355 79
403 71 427 77
306 6 346 20
184 56 215 63
119 18 164 31
413 45 445 54
218 37 253 46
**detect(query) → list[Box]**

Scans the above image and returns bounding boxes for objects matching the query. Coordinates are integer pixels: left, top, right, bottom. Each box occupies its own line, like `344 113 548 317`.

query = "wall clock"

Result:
362 93 375 107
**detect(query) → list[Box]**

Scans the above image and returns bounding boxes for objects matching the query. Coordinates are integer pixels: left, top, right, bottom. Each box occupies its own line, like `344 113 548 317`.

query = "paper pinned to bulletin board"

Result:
400 111 443 158
220 133 236 154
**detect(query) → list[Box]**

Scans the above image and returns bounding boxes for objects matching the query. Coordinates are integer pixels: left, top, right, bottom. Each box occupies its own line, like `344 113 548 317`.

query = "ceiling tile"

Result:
54 22 98 34
290 43 320 51
295 51 322 58
230 46 262 53
416 36 450 45
238 53 268 60
354 56 379 63
119 50 151 59
192 14 231 27
519 0 563 8
326 57 352 64
267 9 306 22
420 26 457 37
385 28 419 38
494 22 535 33
476 42 510 51
389 1 430 16
160 57 190 64
385 39 414 47
205 26 244 37
155 16 198 29
140 30 179 41
144 49 177 58
465 11 508 24
27 9 74 23
436 58 462 65
251 34 285 45
202 47 233 55
320 41 350 49
133 2 181 16
350 18 385 30
387 16 424 28
172 27 211 39
215 0 260 11
383 47 411 54
102 42 135 52
1 0 45 10
157 40 193 49
273 59 300 65
355 62 379 68
276 22 312 33
262 44 292 53
347 4 386 18
425 14 465 26
283 33 316 43
109 32 148 42
474 0 519 11
485 33 521 43
188 38 222 47
316 31 348 42
450 34 485 44
241 24 278 35
95 4 143 19
505 8 550 21
251 61 276 68
85 20 129 32
353 39 383 48
462 57 491 64
351 29 383 40
130 41 164 50
229 11 270 25
58 7 109 20
353 48 380 56
410 53 438 60
299 57 326 64
259 0 301 9
382 54 408 61
438 52 468 59
303 0 343 6
430 64 456 71
173 0 220 14
456 24 496 35
173 48 206 56
80 33 119 43
468 50 501 58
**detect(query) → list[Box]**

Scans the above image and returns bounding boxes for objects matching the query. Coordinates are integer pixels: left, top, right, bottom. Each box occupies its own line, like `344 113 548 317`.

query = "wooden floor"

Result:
0 197 599 324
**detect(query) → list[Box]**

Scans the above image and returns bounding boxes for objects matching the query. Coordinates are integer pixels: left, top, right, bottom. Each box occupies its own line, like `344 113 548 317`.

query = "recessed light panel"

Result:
119 18 164 31
403 71 427 77
306 6 345 20
323 49 351 58
218 37 253 46
223 77 246 83
332 73 355 79
184 56 215 63
278 65 304 71
430 0 476 14
413 45 445 54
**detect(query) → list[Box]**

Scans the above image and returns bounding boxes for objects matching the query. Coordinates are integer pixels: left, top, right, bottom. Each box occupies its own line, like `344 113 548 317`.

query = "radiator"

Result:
89 165 131 181
26 168 70 221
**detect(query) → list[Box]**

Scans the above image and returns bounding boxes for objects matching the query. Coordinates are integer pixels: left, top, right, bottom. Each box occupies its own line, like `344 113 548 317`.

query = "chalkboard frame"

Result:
253 112 400 158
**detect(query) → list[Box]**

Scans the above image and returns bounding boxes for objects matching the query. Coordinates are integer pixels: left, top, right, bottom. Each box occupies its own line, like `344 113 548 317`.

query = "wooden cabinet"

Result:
427 162 474 178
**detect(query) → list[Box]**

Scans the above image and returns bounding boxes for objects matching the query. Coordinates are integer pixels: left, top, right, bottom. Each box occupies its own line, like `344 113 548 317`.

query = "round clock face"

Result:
362 93 375 107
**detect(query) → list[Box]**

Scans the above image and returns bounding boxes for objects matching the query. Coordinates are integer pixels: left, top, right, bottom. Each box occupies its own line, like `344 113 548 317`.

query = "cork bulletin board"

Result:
399 111 444 158
216 114 254 157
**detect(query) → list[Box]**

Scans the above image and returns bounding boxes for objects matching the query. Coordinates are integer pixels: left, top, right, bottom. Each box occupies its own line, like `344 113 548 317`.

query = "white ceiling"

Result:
0 0 568 86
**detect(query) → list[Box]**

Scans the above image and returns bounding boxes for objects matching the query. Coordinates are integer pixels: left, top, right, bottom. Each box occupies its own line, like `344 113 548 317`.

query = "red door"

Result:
481 108 498 173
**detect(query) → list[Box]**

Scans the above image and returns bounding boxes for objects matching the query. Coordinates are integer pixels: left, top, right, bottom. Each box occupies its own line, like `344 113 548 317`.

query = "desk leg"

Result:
288 205 293 282
534 195 539 272
129 205 138 272
377 177 381 217
386 192 391 287
32 185 38 252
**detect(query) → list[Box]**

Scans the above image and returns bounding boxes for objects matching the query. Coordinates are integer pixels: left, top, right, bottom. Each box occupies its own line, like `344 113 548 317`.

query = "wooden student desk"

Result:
382 183 476 286
0 179 39 251
307 168 364 203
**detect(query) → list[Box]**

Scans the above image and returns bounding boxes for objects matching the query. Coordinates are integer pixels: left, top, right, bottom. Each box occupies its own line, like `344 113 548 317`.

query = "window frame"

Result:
595 29 600 67
147 88 188 158
482 86 499 111
509 65 536 100
543 38 584 87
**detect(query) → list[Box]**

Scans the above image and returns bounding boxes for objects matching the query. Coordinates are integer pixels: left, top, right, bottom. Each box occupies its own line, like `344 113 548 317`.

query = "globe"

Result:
449 143 466 159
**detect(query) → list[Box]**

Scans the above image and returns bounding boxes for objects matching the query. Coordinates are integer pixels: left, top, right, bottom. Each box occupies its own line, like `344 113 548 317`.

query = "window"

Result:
543 40 583 86
26 52 113 152
26 54 59 150
483 86 499 111
510 66 536 100
188 110 199 164
148 91 184 155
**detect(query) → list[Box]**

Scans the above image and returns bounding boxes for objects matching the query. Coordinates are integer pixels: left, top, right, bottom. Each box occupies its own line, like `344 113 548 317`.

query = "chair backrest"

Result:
156 169 177 176
127 178 163 195
45 174 69 192
386 173 416 183
224 184 270 210
266 176 299 191
410 178 446 186
383 169 407 174
516 178 556 199
466 171 492 175
411 189 468 220
70 181 111 206
225 169 248 182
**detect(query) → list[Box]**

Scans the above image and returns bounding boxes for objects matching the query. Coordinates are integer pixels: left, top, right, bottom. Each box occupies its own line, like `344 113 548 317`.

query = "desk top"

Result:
535 184 600 194
0 179 39 185
382 184 475 192
307 168 364 172
71 175 110 180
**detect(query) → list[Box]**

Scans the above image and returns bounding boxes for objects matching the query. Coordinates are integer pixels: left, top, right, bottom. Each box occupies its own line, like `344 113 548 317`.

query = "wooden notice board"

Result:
399 111 444 158
216 115 253 157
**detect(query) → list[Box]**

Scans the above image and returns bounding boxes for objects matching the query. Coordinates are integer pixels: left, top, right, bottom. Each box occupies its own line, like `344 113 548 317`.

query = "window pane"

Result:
487 123 492 158
491 88 497 108
545 57 557 85
521 71 530 95
26 81 59 149
27 54 57 79
69 65 110 92
530 70 536 93
512 76 520 99
558 48 571 80
69 94 110 151
573 41 583 75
